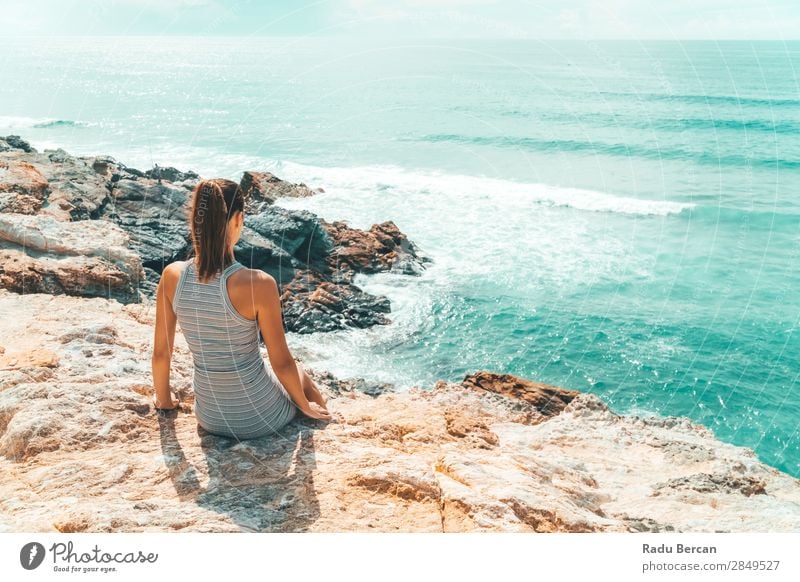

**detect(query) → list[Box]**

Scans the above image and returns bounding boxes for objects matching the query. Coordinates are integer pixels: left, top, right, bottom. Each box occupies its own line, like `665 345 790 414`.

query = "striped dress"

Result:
172 259 297 439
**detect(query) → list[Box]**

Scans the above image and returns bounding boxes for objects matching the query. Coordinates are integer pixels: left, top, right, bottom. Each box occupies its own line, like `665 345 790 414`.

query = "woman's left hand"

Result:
154 395 179 411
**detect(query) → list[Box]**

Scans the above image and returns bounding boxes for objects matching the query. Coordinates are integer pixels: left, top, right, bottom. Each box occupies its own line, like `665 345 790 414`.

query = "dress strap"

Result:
220 261 253 324
221 260 243 278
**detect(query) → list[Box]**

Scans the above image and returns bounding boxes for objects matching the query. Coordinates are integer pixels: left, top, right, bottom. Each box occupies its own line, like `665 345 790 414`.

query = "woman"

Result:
151 178 331 439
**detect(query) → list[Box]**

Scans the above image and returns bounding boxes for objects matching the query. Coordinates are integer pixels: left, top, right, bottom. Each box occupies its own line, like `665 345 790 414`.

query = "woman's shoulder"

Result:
229 264 274 286
160 260 192 306
163 259 192 278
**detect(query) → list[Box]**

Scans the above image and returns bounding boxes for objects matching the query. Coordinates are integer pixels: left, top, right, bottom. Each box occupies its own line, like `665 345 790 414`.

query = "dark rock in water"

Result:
239 171 320 214
322 219 431 279
112 162 145 180
0 135 35 153
279 268 391 333
245 207 334 264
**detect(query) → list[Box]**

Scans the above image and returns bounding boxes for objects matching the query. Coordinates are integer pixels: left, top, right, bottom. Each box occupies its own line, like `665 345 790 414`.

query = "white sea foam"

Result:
268 161 694 217
288 271 442 390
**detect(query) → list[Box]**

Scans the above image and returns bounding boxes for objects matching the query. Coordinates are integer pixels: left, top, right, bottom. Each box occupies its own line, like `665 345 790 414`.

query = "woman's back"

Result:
172 259 296 439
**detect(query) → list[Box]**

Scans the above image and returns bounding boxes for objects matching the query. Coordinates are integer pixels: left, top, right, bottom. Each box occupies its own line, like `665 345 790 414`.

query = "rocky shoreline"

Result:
0 135 431 332
1 136 799 532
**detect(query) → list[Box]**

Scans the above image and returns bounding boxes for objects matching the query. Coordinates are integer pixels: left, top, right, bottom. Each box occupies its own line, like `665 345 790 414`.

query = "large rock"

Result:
41 149 112 220
0 215 144 304
144 165 200 184
233 226 300 283
245 207 334 263
322 219 431 278
1 290 799 533
239 171 321 214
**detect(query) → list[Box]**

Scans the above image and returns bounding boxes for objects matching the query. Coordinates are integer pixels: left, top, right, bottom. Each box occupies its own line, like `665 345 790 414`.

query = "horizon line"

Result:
3 34 800 42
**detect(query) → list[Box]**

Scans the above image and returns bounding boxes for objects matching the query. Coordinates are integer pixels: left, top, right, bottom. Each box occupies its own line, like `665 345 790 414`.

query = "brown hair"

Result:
188 178 245 283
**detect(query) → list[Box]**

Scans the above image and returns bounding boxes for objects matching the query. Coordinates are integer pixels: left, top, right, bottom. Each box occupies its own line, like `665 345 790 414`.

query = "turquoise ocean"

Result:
1 37 798 476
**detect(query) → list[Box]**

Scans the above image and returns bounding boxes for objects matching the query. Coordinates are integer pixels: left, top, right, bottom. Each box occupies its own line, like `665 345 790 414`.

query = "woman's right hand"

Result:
299 401 332 421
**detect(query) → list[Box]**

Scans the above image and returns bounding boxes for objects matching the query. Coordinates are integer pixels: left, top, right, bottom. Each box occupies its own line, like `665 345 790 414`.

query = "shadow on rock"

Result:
157 409 320 532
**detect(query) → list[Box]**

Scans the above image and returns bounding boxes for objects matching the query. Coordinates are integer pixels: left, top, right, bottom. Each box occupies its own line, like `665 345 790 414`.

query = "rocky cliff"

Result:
1 136 799 532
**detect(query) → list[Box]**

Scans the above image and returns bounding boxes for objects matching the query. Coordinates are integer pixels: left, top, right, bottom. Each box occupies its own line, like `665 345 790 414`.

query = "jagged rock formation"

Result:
0 135 430 332
1 289 799 533
239 170 321 215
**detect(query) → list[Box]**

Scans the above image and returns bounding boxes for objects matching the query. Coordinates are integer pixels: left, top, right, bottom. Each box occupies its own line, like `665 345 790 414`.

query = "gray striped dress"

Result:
173 259 297 439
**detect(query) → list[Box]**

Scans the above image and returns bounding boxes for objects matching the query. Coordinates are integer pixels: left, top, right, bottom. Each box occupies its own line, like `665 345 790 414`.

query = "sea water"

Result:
1 37 798 476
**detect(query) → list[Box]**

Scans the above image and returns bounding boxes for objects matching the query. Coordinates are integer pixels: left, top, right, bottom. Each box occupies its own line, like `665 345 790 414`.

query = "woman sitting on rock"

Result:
151 178 331 438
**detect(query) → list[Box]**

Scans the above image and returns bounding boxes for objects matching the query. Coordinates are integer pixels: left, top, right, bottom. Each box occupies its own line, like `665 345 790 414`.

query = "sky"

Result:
2 0 800 39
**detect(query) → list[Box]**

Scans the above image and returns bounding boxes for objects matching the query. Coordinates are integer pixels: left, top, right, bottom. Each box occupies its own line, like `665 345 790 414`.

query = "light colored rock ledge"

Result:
1 289 799 532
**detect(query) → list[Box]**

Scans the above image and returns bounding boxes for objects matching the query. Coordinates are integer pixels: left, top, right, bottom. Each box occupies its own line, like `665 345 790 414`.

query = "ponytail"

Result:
188 178 245 283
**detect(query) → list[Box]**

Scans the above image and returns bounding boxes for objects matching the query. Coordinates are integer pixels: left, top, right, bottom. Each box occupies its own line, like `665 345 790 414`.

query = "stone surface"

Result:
244 206 334 264
0 159 49 214
0 135 35 153
1 289 799 533
0 215 144 304
0 348 59 371
100 174 194 273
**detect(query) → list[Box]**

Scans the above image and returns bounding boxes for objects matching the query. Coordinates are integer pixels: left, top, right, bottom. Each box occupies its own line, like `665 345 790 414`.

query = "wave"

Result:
270 160 694 217
415 133 800 170
33 119 86 128
0 116 90 129
571 113 800 134
598 91 800 109
526 185 693 216
453 105 800 134
650 117 800 134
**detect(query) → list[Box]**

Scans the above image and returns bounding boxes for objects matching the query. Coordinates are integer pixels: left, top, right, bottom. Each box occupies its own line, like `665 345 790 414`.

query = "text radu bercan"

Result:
643 543 717 554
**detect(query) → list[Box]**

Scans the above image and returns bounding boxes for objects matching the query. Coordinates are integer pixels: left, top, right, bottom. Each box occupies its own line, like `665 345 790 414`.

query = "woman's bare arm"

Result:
253 271 327 417
152 264 179 409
